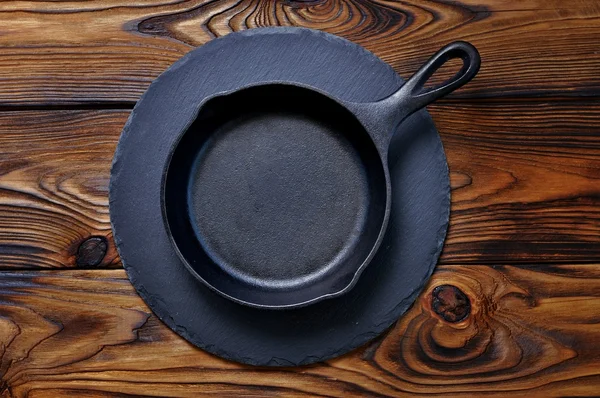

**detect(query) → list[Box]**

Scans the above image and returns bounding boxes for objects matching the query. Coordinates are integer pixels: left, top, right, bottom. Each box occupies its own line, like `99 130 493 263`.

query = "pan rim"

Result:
159 82 391 309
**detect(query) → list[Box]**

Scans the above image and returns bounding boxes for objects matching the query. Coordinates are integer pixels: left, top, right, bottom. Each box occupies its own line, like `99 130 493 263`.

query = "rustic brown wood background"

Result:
1 0 600 396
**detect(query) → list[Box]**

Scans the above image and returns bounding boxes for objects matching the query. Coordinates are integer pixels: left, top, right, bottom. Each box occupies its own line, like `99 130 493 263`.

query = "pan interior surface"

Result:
164 85 386 307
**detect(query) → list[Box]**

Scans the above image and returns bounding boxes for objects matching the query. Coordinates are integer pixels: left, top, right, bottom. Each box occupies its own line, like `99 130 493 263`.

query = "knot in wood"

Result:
76 236 108 268
431 284 471 323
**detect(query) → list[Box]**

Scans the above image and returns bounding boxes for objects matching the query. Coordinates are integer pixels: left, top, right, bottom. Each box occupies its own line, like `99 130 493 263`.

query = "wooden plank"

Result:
430 101 600 263
1 101 599 269
0 0 598 105
0 110 123 269
0 266 598 396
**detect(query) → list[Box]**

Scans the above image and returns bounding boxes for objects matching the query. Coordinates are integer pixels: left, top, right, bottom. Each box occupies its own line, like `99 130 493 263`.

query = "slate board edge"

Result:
109 27 450 366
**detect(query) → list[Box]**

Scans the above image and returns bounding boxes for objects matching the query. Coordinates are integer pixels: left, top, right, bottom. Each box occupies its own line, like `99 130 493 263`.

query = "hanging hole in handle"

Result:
421 57 465 90
410 41 480 101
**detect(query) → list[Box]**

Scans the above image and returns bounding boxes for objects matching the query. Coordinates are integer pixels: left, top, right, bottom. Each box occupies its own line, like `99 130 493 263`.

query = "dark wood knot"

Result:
76 236 108 268
431 284 471 323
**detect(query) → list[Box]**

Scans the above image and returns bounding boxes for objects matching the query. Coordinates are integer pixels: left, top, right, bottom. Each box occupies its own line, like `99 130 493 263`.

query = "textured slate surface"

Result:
110 27 450 366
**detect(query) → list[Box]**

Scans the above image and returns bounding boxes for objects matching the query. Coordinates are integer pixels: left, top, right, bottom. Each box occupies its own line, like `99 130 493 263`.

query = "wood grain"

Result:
0 266 598 396
0 0 598 106
431 101 600 263
0 0 597 396
2 101 599 269
0 110 122 269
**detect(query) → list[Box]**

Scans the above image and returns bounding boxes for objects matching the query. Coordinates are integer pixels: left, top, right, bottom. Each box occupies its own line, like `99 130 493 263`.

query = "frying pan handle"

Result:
382 41 480 132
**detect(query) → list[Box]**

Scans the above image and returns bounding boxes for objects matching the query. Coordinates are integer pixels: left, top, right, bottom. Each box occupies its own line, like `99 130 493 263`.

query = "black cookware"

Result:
162 41 480 309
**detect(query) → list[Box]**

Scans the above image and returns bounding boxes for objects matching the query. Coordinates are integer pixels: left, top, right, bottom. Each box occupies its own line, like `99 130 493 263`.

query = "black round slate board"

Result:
110 27 450 366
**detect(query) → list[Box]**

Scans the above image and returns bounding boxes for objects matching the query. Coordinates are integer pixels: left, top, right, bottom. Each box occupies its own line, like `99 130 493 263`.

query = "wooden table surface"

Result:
1 0 600 396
